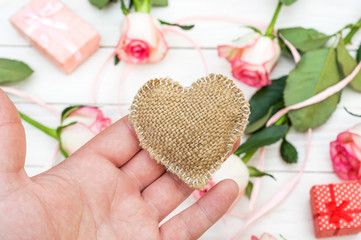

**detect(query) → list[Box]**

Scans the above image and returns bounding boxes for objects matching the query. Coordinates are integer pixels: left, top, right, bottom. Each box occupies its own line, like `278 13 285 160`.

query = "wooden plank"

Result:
13 103 360 173
163 172 361 240
2 47 361 106
1 0 360 49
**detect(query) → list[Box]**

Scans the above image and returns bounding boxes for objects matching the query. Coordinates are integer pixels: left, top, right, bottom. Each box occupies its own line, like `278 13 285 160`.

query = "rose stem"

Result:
18 111 58 140
133 0 151 13
344 18 361 45
265 2 283 37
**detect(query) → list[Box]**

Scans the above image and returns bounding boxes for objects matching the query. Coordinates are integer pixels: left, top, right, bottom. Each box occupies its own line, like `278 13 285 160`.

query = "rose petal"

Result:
124 12 159 48
63 107 99 127
241 37 278 65
212 154 250 192
217 32 260 63
259 233 278 240
60 123 96 155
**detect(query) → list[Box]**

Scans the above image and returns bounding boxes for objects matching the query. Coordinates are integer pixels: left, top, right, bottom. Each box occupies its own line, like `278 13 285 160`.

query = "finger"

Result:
140 138 241 221
77 115 141 167
160 179 238 240
142 172 193 222
232 139 240 153
0 89 26 173
121 150 165 190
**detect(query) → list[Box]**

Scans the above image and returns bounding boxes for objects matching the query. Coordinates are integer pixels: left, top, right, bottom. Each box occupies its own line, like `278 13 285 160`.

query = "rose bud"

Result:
59 106 112 157
330 125 361 181
115 12 168 64
251 233 278 240
218 32 280 88
193 154 250 199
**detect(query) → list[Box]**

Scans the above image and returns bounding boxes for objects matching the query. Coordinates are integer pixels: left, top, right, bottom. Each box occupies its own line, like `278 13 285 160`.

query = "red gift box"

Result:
310 182 361 238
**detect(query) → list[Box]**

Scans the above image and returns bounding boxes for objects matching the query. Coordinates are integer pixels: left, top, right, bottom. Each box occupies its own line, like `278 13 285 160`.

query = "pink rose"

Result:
251 233 278 240
193 154 249 199
218 32 280 88
330 126 361 181
115 12 168 64
59 106 111 157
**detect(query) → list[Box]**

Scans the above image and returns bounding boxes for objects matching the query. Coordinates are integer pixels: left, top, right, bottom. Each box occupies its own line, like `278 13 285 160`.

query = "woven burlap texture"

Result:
129 74 250 190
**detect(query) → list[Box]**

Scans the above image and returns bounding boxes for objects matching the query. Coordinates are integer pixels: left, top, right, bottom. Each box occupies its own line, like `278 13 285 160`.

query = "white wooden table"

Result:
1 0 361 239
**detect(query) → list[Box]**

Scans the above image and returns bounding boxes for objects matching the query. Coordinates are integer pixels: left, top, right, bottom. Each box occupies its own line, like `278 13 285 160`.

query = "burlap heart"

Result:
129 74 250 190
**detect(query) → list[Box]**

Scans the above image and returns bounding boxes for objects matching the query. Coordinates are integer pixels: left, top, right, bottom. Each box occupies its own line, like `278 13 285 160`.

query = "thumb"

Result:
0 89 26 173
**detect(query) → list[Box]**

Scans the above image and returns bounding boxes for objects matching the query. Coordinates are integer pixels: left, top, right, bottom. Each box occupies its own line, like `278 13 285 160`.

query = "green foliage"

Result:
61 106 83 123
278 27 331 52
336 38 361 92
248 166 275 179
0 58 33 84
280 138 298 163
357 43 361 63
89 0 111 9
246 76 287 133
284 48 341 131
245 26 263 35
279 0 297 6
235 125 288 155
152 0 168 6
344 107 361 117
245 106 277 134
114 55 121 65
241 149 258 164
245 181 253 198
159 20 194 30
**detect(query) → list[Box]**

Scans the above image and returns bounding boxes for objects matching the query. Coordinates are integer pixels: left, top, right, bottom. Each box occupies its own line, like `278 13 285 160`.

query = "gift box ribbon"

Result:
314 184 361 234
23 2 82 61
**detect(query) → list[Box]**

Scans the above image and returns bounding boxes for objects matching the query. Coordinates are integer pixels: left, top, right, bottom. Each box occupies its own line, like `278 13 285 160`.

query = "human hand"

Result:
0 90 239 240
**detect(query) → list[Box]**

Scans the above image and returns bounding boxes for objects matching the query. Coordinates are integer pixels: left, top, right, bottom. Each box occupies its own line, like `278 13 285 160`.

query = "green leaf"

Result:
245 105 278 134
61 105 83 123
279 0 297 6
245 181 253 199
284 48 341 131
114 55 120 65
241 148 258 164
248 166 275 180
159 20 194 30
57 122 77 158
245 26 263 35
248 76 287 125
336 38 361 92
280 138 298 163
357 43 361 63
120 0 130 15
234 125 288 155
278 27 331 52
344 107 361 117
89 0 110 9
152 0 168 6
0 58 33 84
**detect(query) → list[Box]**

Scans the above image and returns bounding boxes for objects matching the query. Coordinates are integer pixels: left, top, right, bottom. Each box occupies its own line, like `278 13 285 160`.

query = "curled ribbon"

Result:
23 2 82 61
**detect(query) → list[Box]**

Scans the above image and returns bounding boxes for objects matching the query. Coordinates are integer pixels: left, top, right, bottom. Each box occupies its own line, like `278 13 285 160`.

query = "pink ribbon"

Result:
162 27 209 75
266 60 361 127
1 87 60 119
279 33 301 63
231 129 312 239
1 87 61 170
23 2 82 61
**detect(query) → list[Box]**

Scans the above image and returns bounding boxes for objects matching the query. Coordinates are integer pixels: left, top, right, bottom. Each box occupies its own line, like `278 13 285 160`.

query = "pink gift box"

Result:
10 0 101 74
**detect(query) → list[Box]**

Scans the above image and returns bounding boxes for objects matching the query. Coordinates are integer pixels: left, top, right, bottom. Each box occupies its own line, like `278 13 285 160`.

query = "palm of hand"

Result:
0 91 238 240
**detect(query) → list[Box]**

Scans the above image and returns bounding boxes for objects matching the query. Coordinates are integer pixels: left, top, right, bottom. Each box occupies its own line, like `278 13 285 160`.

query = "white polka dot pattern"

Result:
311 182 361 236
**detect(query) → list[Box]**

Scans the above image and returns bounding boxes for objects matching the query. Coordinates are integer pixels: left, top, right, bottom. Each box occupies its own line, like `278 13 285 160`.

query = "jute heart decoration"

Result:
129 74 250 190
